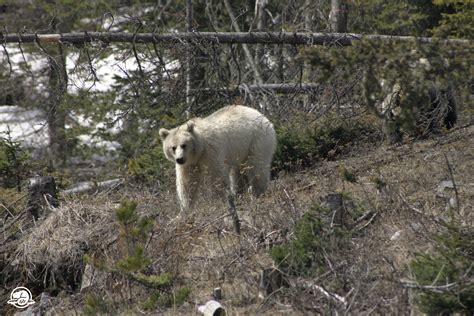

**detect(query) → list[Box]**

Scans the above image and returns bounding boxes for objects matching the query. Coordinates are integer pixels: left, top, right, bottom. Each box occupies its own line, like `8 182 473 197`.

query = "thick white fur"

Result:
159 105 277 210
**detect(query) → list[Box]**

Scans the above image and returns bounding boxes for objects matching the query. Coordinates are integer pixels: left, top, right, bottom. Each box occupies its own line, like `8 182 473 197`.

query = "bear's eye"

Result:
172 146 176 152
181 144 186 149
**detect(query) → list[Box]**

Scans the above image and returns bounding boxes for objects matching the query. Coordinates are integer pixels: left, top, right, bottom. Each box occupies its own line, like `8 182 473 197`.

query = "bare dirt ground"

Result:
2 123 473 315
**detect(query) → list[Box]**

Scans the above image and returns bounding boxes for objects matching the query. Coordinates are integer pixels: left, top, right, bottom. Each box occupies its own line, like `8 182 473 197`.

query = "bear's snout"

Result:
176 157 186 165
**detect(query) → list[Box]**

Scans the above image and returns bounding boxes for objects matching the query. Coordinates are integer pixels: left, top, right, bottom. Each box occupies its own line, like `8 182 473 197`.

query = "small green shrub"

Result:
115 199 154 260
116 245 151 272
84 293 110 315
86 200 191 312
159 286 192 307
141 290 162 311
115 200 139 225
273 114 379 172
270 204 352 276
370 175 387 191
127 142 173 185
87 200 155 276
338 165 358 183
0 133 30 190
410 227 474 315
142 286 191 311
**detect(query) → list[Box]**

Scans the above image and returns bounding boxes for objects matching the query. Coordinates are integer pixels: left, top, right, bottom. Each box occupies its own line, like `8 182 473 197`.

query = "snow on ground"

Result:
0 44 175 153
66 50 155 92
0 104 122 159
0 105 49 147
1 44 153 93
70 111 122 154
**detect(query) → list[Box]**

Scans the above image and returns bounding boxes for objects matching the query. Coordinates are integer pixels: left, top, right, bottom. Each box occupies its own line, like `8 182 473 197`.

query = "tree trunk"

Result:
275 44 285 83
185 0 193 117
329 0 349 33
255 0 268 80
47 42 68 168
185 0 208 115
302 0 313 107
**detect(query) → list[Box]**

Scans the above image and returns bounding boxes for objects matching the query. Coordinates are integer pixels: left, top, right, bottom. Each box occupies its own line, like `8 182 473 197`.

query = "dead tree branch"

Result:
399 279 468 293
1 31 470 46
223 0 263 85
443 153 461 215
295 278 348 308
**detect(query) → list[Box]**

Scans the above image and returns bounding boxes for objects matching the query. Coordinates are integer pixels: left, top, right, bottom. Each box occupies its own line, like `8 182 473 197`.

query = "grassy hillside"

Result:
1 122 473 315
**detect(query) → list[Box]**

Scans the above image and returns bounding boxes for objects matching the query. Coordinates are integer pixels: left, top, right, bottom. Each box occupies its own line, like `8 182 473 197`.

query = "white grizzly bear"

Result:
159 105 277 210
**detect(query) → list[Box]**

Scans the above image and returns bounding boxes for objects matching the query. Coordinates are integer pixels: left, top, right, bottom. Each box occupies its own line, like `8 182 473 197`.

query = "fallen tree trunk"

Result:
0 31 470 46
62 178 123 195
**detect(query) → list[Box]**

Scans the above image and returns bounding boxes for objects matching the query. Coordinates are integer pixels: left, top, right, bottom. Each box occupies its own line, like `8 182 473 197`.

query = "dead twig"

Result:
397 192 423 214
1 27 13 76
352 210 374 227
175 212 231 238
0 208 27 234
443 153 461 216
83 45 99 87
293 181 318 192
295 278 348 308
17 33 36 79
355 212 378 231
399 279 460 293
397 191 450 228
223 0 263 85
131 20 145 79
283 188 297 218
0 202 15 218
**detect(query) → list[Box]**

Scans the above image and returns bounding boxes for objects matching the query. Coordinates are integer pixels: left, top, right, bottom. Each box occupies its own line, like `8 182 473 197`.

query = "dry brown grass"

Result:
1 124 473 315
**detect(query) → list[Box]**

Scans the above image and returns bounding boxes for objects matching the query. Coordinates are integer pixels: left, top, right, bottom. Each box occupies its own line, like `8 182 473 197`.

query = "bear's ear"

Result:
159 128 170 140
186 122 195 133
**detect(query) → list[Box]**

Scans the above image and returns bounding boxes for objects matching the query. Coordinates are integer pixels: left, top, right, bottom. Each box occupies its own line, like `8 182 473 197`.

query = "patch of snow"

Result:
0 106 49 147
390 230 403 241
67 50 169 92
436 179 455 197
77 134 121 152
1 43 177 153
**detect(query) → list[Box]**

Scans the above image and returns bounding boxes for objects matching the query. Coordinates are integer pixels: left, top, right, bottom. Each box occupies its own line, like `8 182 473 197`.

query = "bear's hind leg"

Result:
245 158 271 196
228 167 241 196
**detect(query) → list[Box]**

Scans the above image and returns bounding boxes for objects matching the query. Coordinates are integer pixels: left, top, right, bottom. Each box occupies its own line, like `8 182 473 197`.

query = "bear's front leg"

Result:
176 165 201 211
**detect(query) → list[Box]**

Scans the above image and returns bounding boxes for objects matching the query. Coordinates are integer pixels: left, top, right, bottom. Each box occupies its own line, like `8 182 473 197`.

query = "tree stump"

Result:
26 176 59 219
258 268 288 299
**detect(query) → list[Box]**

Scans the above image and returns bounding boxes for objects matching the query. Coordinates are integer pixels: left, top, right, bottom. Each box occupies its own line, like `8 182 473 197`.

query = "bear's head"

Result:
159 122 199 166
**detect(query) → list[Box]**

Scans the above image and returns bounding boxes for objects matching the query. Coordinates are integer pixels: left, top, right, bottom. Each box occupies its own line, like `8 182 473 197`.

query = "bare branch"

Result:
224 0 263 85
296 278 348 308
152 42 172 81
399 279 465 293
443 153 461 216
1 27 13 77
